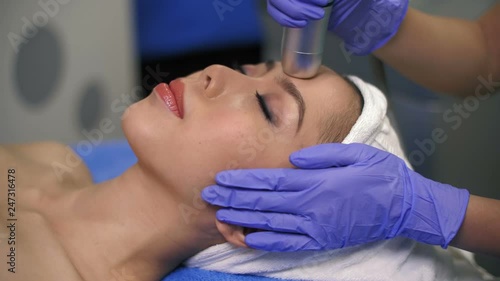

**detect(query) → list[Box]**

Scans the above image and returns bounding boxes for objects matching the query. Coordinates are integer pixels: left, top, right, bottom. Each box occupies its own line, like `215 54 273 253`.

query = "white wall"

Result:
0 0 137 144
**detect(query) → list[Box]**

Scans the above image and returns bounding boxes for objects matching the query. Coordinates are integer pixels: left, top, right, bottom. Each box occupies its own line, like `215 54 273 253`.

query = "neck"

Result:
45 163 224 281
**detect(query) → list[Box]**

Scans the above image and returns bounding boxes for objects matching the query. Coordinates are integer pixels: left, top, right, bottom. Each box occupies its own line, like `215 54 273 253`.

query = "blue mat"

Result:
71 139 288 281
164 267 279 281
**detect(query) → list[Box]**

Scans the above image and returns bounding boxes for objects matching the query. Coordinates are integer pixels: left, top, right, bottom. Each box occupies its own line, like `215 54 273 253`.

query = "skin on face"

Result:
122 61 358 246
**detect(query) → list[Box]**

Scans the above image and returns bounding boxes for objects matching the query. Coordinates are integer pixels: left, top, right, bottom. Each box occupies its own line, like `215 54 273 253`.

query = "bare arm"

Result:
451 195 500 257
374 5 500 97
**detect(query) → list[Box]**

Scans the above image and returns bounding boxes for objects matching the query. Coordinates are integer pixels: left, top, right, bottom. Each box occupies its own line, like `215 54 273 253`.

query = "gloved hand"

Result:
267 0 409 55
202 143 470 252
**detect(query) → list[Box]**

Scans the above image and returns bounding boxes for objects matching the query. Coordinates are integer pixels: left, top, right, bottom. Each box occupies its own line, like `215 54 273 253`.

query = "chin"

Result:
121 100 178 178
121 99 156 163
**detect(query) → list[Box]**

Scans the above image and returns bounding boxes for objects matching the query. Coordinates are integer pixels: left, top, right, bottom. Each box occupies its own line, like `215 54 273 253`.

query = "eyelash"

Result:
232 62 273 123
255 92 273 122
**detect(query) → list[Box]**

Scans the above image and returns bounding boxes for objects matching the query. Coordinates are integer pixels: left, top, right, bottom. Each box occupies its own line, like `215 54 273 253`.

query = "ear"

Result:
215 219 248 248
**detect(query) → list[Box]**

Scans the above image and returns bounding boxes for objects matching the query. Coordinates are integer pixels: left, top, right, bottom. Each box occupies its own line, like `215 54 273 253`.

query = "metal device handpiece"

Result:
281 0 334 79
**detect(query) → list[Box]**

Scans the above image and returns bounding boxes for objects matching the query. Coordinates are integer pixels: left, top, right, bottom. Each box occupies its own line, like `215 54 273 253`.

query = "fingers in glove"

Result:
216 209 313 235
214 168 309 192
267 2 307 28
203 185 303 213
245 231 321 252
290 143 382 168
267 0 326 26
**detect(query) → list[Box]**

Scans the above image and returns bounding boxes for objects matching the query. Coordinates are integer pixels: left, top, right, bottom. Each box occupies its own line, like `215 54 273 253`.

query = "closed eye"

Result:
255 92 273 123
232 62 274 124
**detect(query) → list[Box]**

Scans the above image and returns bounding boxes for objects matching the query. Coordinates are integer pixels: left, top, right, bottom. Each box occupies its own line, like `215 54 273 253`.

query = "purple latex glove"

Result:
202 143 470 252
267 0 409 55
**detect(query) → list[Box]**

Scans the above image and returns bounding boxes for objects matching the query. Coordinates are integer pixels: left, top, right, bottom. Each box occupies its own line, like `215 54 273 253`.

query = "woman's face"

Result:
123 61 358 193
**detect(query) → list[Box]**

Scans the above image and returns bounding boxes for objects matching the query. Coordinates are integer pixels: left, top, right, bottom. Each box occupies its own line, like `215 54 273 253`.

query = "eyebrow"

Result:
265 60 306 132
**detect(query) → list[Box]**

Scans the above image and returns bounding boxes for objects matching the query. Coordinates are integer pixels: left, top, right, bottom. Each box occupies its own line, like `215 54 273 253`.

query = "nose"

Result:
200 64 238 98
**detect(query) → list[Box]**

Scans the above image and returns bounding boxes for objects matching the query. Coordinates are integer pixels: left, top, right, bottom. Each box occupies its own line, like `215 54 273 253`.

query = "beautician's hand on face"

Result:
267 0 409 55
202 143 470 252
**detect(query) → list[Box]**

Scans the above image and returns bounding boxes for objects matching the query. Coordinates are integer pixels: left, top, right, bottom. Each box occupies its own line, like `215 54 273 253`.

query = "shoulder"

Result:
4 141 73 161
1 142 93 186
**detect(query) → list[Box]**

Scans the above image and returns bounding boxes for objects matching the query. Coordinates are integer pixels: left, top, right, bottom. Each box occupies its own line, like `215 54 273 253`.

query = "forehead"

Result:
264 62 356 145
256 62 351 100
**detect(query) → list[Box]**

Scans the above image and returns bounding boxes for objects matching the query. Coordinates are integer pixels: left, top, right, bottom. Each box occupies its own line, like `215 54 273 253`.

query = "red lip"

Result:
154 80 184 119
169 79 184 117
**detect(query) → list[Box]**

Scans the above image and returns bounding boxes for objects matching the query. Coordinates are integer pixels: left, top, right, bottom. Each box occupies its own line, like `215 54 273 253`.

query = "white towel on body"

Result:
185 76 487 281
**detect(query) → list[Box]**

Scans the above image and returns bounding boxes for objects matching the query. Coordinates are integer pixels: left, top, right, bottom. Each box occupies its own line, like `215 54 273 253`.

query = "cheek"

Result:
152 111 260 187
182 112 254 163
180 107 303 176
186 113 301 170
